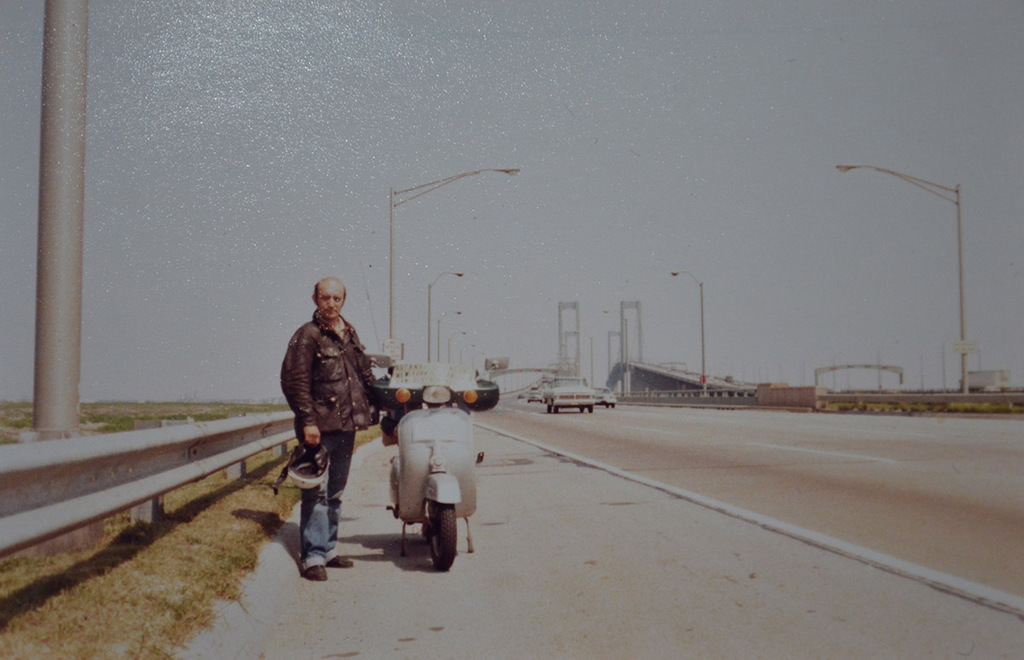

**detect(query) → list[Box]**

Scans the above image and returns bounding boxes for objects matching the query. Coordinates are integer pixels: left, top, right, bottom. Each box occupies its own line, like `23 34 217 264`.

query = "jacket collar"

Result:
313 311 348 339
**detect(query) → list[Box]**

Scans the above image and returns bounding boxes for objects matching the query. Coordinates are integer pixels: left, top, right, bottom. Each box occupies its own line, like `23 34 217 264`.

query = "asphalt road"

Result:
488 400 1024 598
190 403 1024 659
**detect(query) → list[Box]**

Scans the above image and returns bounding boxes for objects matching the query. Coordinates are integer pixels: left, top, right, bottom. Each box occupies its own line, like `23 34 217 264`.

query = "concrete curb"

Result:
179 438 383 659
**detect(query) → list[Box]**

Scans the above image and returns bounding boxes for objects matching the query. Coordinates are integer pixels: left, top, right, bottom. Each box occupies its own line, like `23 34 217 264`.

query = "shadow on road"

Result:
344 530 453 573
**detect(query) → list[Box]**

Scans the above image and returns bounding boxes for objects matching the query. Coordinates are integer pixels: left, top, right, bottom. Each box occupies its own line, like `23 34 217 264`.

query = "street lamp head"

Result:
499 168 520 176
455 272 464 277
835 165 859 173
671 270 701 285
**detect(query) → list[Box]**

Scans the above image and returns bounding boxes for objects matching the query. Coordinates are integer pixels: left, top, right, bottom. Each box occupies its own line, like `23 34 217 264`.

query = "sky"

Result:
1 0 1022 401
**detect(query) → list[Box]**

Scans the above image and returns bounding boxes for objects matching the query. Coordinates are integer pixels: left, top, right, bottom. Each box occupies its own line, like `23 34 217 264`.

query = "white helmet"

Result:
287 445 329 489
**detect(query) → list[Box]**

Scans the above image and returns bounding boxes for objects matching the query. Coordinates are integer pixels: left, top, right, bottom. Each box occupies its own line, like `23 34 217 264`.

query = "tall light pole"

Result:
671 271 706 391
427 271 463 361
836 164 969 393
436 310 462 363
447 330 467 363
31 0 89 440
388 168 519 351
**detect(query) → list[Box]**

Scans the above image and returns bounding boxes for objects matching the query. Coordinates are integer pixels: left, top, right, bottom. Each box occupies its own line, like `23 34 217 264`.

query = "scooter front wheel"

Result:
428 501 458 571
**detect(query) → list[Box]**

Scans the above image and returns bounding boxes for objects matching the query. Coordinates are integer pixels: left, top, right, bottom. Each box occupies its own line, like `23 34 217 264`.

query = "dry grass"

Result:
0 402 378 658
0 401 292 442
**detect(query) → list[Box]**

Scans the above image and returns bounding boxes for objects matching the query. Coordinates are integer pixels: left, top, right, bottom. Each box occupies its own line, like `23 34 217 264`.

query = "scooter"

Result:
373 362 499 571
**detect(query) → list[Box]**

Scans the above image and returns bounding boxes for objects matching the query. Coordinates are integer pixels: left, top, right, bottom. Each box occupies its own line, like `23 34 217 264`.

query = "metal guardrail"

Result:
0 411 295 559
619 389 758 407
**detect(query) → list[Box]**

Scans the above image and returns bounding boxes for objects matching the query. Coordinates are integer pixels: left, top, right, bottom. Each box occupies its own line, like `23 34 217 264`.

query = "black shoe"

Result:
303 565 327 581
326 556 354 568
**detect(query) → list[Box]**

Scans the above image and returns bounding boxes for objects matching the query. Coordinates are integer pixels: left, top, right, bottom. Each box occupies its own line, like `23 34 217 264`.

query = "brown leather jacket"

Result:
280 313 376 434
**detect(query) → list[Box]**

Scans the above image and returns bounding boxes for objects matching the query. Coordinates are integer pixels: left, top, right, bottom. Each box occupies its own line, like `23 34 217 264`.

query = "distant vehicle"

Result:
967 370 1011 392
526 386 544 403
542 377 595 414
593 387 617 408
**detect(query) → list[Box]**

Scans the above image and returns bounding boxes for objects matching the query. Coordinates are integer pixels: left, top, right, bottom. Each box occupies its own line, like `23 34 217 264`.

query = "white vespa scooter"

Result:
374 363 498 571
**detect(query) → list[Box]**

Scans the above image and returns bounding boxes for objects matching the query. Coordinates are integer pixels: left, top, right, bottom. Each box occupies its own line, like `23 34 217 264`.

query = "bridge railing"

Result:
0 411 295 559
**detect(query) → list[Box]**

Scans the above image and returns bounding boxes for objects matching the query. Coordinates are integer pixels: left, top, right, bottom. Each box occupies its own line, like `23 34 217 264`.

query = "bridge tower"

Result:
620 301 642 391
557 301 580 376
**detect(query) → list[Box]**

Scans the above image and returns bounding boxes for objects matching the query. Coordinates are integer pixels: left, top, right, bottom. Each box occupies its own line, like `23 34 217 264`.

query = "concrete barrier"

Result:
756 384 828 410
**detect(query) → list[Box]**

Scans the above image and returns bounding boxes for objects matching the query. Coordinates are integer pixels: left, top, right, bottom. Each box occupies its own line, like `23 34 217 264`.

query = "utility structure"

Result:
836 164 970 394
815 364 904 390
671 271 707 391
426 271 462 361
557 301 580 376
388 167 518 357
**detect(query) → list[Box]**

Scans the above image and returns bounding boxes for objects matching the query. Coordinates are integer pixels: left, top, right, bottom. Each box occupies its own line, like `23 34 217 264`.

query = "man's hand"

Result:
303 424 321 447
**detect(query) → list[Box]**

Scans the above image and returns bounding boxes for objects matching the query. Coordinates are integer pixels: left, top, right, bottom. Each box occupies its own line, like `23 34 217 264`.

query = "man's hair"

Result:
313 277 344 299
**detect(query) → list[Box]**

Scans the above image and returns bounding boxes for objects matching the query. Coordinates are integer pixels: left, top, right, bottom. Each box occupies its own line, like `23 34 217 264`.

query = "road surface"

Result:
243 403 1024 659
488 400 1024 597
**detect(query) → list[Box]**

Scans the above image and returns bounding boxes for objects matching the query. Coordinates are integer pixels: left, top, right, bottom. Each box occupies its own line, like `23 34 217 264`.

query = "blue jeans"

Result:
299 430 355 569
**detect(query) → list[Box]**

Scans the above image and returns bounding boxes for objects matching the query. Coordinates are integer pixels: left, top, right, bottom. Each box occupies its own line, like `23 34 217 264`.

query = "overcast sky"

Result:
2 1 1022 401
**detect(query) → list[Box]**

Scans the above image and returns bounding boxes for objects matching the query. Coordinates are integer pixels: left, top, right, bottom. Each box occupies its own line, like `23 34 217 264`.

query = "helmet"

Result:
287 445 329 489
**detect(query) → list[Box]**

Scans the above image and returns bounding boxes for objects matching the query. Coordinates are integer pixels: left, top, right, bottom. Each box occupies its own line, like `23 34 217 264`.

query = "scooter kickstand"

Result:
400 522 408 557
464 516 474 553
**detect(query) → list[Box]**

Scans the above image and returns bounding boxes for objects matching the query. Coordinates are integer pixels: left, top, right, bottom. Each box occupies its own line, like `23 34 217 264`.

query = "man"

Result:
281 277 376 581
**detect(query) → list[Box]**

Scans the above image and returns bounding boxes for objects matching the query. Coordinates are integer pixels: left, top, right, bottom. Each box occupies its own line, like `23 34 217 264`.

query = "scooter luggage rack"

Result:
388 362 477 391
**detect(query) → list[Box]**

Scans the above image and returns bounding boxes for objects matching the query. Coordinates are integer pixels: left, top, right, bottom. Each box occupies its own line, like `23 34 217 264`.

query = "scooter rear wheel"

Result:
428 501 458 571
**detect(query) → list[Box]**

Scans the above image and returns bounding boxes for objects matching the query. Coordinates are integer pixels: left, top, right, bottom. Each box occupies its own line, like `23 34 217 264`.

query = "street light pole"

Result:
671 271 707 391
388 168 519 349
447 330 467 363
427 272 463 361
836 164 968 393
436 310 462 363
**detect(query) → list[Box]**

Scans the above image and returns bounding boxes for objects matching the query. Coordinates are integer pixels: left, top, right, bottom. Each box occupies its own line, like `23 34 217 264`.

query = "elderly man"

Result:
281 277 376 581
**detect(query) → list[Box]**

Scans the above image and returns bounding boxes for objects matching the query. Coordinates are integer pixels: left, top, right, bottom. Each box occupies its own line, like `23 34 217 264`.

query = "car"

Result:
542 377 596 413
593 386 617 408
526 386 544 403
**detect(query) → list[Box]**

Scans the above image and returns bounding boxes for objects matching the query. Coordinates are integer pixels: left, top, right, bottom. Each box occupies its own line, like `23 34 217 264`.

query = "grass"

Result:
825 400 1022 415
0 401 292 442
0 402 379 658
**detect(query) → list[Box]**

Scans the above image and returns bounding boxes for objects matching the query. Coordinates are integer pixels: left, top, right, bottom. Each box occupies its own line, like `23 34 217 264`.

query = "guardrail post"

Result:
132 498 165 524
226 460 247 480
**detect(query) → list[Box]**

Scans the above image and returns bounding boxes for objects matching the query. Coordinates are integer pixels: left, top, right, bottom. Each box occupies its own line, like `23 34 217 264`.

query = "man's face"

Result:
314 279 346 322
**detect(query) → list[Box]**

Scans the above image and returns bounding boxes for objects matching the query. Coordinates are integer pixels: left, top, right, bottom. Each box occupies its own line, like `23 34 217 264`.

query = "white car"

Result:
542 377 596 414
593 387 617 408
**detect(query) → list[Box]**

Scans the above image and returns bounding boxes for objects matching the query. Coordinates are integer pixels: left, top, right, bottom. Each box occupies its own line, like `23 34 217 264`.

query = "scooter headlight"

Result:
422 385 452 404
